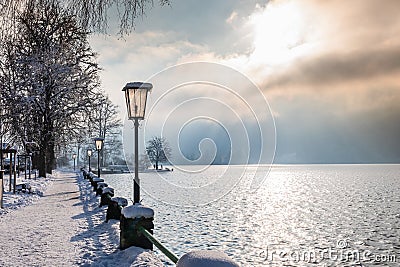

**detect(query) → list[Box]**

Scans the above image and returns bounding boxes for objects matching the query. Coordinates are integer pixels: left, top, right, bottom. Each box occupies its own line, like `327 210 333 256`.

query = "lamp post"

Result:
72 153 77 171
28 153 32 180
122 82 152 204
87 149 92 172
94 137 104 177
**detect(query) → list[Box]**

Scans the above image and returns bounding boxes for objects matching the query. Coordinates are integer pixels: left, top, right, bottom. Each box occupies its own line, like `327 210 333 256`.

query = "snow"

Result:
0 175 52 215
91 246 163 267
102 187 114 194
111 197 128 207
97 182 108 189
122 203 154 219
176 250 239 267
0 170 163 266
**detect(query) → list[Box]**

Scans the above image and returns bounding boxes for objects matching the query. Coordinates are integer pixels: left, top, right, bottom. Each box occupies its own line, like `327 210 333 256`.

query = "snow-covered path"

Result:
0 170 163 267
0 171 83 266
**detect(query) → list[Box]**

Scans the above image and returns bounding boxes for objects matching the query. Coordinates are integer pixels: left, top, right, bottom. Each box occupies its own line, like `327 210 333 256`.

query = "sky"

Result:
89 0 400 164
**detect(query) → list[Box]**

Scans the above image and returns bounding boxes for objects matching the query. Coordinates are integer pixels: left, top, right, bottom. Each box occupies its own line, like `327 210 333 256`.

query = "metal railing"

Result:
137 225 179 264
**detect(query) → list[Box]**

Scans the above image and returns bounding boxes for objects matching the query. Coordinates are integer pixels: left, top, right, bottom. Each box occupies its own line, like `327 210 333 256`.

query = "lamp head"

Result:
94 137 104 151
122 82 153 120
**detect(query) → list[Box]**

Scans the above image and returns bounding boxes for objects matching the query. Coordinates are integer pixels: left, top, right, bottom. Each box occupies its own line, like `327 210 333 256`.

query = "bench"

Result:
16 183 32 194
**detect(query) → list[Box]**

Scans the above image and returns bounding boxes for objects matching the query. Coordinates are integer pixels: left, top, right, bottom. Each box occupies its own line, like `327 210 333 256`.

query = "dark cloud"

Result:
263 46 400 89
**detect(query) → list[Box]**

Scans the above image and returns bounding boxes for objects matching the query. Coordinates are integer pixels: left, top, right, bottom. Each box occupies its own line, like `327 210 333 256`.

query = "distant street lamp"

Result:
123 82 153 203
87 149 92 172
72 153 77 171
94 137 104 177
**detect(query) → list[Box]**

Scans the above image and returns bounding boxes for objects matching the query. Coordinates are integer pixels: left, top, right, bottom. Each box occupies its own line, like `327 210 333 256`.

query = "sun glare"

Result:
250 1 311 65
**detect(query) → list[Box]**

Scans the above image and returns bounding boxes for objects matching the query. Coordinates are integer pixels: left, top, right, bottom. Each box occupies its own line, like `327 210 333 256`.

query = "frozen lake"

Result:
102 164 400 266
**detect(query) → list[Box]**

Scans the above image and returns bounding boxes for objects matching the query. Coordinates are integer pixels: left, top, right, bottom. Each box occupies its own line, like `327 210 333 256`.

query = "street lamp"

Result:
94 137 104 177
87 149 92 172
72 153 77 171
122 82 153 203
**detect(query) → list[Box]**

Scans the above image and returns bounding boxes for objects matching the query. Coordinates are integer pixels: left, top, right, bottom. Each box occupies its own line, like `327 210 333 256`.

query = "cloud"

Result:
241 0 400 163
89 31 209 110
263 45 400 90
91 0 400 164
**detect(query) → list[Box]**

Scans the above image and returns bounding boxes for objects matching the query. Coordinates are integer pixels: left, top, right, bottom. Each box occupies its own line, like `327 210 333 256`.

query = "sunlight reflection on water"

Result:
103 164 400 266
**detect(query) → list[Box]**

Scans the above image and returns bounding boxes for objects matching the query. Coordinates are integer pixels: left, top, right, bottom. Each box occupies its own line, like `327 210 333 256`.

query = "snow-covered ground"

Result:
0 172 52 215
0 170 163 266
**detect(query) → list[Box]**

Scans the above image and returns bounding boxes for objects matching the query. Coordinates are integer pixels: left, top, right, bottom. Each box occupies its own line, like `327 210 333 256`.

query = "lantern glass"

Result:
122 82 152 120
94 137 104 151
72 153 77 159
87 149 92 157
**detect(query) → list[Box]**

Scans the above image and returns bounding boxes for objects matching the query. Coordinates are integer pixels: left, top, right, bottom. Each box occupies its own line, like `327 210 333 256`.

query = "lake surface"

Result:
102 164 400 266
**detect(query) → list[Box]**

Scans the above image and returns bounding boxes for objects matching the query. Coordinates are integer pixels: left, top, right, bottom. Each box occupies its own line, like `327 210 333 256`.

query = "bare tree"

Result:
0 0 170 36
0 1 101 177
146 136 171 170
89 94 123 167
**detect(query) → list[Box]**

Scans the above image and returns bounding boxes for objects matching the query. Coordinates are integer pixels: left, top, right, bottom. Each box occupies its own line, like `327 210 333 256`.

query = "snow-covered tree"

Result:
0 2 101 177
89 94 123 167
146 136 171 170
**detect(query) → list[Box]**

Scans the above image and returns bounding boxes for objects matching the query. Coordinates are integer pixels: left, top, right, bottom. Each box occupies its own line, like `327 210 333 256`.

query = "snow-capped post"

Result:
92 177 104 192
120 204 154 249
121 82 153 249
106 197 128 222
99 186 114 206
96 182 109 196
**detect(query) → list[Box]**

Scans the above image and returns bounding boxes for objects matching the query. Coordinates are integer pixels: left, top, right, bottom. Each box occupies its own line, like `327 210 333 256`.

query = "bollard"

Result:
96 182 109 196
120 203 154 250
106 197 128 222
92 177 104 191
176 250 239 267
99 187 114 207
87 172 95 182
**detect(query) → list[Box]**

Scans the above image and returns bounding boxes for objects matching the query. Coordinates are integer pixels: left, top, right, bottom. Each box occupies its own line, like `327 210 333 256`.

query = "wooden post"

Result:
17 155 20 178
0 170 4 208
9 152 12 192
29 155 31 179
13 152 16 194
120 204 154 250
24 156 27 179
